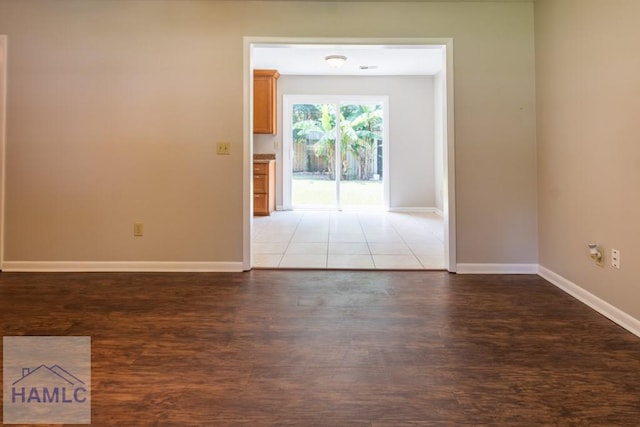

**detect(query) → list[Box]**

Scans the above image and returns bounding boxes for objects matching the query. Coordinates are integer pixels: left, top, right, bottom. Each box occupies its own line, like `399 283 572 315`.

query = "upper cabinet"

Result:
253 69 280 134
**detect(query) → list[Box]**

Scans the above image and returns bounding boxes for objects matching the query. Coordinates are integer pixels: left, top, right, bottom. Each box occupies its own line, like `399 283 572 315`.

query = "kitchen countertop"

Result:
254 153 276 163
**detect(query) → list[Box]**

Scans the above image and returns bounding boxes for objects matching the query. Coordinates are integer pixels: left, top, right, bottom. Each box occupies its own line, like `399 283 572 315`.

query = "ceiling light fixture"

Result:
325 55 347 68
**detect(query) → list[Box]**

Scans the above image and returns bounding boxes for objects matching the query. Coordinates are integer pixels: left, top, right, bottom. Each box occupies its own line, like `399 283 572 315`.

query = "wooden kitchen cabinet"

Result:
253 69 279 134
253 161 275 216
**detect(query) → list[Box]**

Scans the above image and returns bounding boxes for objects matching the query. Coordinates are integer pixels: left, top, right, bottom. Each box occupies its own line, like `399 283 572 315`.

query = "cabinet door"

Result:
254 193 269 216
253 163 269 175
253 70 279 134
253 174 269 194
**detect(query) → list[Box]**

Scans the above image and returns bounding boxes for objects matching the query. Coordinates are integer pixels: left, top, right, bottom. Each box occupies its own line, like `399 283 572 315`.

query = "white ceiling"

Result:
253 44 445 76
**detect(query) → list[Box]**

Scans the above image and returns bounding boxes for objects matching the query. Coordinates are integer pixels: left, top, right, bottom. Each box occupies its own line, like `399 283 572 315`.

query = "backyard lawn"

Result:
292 176 383 207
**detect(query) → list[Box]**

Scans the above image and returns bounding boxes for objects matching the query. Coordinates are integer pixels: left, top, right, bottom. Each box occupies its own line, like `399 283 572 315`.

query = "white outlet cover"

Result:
611 249 621 269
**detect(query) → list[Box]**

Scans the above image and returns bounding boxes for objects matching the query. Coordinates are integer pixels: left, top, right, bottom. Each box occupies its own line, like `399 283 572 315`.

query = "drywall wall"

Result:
255 75 435 209
0 0 536 266
536 0 640 319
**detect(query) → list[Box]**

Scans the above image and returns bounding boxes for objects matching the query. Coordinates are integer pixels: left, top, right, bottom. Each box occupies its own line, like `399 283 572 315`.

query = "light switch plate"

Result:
216 142 230 155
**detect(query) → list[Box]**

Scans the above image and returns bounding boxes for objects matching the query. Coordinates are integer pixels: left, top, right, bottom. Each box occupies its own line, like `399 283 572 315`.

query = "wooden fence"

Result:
293 141 382 180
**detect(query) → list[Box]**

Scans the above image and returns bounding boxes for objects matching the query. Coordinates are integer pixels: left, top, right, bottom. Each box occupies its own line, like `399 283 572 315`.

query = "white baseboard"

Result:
539 266 640 338
273 206 441 215
456 263 539 274
1 261 244 273
388 207 438 213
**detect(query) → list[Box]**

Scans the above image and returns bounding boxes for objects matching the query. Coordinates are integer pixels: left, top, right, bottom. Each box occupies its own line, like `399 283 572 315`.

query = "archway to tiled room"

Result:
243 38 456 271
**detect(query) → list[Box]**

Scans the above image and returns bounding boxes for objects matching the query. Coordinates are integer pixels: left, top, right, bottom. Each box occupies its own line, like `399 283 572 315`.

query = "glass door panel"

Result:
287 98 385 210
338 103 384 208
291 103 338 208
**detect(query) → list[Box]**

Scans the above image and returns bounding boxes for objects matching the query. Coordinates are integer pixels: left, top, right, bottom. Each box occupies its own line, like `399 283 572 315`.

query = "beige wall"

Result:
536 0 640 319
0 0 536 265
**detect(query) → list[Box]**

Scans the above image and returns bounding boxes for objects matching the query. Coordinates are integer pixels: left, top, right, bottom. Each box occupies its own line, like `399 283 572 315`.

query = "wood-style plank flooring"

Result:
1 271 640 426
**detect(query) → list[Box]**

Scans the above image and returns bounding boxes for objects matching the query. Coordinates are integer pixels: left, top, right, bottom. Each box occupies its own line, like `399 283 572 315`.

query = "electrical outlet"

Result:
216 142 230 155
133 222 144 237
611 249 621 269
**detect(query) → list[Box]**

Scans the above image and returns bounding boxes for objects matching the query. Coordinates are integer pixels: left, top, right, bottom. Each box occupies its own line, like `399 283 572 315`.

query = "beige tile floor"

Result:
253 210 445 269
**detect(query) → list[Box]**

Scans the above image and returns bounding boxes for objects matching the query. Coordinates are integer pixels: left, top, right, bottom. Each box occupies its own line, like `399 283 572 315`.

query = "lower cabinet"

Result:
253 161 275 216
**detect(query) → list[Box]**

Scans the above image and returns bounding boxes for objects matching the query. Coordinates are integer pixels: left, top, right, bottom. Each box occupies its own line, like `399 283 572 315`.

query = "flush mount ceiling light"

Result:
325 55 347 68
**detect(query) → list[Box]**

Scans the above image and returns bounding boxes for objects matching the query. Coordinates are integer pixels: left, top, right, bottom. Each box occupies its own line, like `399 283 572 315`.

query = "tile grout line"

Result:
404 213 447 269
358 212 377 269
394 215 426 270
325 213 330 268
277 211 304 268
391 213 429 270
369 212 411 270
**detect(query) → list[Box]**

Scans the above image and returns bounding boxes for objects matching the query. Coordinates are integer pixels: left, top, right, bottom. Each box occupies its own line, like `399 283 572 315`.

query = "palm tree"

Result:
344 105 383 180
293 104 357 180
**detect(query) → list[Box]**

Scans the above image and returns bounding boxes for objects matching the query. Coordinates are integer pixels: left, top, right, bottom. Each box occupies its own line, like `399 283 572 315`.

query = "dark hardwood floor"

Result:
1 271 640 426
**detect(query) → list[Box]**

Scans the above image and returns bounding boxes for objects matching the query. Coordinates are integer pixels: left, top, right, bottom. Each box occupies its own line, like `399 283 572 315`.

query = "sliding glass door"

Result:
283 96 388 210
291 103 339 208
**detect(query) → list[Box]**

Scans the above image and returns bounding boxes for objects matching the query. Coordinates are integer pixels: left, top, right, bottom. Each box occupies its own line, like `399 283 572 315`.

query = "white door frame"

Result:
242 37 456 272
282 94 390 211
0 35 7 270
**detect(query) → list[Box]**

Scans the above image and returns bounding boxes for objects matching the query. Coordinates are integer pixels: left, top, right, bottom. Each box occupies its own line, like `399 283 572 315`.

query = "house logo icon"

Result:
11 364 88 404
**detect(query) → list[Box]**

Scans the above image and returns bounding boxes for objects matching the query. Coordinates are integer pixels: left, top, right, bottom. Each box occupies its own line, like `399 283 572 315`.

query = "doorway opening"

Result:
283 95 389 211
243 38 456 272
